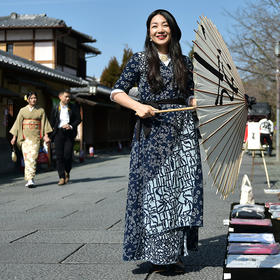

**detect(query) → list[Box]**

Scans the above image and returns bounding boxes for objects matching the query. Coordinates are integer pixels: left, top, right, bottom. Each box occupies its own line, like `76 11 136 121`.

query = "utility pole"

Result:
275 41 280 161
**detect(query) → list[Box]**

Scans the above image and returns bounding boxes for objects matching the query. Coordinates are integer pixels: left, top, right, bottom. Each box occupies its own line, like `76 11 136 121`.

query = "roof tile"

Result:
0 50 88 86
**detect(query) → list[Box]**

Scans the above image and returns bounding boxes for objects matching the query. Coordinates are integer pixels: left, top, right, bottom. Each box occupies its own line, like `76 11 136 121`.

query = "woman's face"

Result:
149 14 171 53
27 94 37 106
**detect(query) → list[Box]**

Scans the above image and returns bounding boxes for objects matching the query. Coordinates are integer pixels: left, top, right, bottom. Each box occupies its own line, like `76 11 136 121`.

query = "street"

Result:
0 149 279 280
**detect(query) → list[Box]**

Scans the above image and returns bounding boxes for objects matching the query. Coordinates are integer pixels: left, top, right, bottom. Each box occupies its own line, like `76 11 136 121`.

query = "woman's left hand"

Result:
11 136 16 146
44 135 51 144
189 97 197 107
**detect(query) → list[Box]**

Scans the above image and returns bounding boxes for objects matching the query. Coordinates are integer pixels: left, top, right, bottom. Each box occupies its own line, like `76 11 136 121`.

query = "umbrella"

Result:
192 16 248 198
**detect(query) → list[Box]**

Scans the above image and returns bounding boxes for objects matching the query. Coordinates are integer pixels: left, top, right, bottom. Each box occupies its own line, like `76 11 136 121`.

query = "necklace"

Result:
158 53 170 62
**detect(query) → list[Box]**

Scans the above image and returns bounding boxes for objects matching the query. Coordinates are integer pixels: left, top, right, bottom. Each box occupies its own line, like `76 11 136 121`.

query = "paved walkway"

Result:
0 149 279 280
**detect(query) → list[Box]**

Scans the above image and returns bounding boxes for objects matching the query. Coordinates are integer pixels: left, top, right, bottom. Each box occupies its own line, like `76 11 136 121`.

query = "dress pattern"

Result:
113 52 203 265
22 138 40 180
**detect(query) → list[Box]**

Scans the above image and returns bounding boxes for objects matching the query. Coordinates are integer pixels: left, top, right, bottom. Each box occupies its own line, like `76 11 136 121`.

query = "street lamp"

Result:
275 41 280 161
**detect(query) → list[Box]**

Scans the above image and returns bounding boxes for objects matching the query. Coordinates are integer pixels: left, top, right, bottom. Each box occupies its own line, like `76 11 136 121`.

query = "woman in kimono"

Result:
10 92 52 188
111 9 203 271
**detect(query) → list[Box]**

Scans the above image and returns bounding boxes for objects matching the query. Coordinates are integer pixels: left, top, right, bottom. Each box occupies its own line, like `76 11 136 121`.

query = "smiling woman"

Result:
110 9 203 273
149 14 171 54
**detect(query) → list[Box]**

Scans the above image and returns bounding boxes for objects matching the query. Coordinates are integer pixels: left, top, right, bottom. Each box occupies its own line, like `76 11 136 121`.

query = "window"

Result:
7 44 13 54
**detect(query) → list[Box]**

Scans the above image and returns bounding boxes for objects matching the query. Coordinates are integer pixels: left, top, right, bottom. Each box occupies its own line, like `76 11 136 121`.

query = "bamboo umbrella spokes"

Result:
193 16 248 198
192 38 244 98
198 16 244 94
207 107 245 193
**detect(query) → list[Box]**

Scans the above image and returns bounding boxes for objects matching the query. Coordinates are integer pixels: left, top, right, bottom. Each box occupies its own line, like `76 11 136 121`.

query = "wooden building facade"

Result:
0 13 134 174
0 12 100 78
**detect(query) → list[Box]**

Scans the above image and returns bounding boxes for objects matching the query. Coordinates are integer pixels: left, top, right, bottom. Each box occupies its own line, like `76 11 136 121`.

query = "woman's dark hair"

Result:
26 92 37 99
145 9 189 94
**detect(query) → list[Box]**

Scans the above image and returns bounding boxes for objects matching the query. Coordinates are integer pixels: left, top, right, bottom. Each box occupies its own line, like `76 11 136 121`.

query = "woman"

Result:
10 92 52 188
111 9 203 270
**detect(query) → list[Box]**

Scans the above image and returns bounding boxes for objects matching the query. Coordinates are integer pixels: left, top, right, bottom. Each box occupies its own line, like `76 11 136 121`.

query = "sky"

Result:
0 0 247 79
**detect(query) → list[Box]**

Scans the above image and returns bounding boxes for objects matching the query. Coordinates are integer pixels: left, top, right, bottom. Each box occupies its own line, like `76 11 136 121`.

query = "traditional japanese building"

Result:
0 12 101 77
0 13 134 175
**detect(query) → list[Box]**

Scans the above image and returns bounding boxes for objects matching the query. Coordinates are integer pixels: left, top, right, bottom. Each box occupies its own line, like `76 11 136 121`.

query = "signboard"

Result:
247 122 261 150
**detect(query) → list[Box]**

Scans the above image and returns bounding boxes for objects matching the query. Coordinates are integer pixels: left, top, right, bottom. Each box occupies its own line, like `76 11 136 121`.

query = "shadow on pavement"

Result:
72 149 131 167
33 176 126 188
70 176 126 184
131 234 227 277
0 149 130 187
132 262 153 274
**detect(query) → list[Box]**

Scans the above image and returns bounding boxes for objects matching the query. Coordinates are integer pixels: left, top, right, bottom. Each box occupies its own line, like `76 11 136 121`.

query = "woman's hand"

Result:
189 97 197 107
10 136 16 146
135 104 156 118
43 135 51 144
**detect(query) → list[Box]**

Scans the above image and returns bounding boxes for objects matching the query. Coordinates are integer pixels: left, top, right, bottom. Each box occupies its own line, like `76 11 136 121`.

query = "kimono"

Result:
113 52 203 265
10 105 52 181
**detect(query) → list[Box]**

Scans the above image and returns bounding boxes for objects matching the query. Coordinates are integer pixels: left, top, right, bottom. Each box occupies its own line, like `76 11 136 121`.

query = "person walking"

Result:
111 9 203 272
10 92 52 188
50 91 81 185
259 115 274 156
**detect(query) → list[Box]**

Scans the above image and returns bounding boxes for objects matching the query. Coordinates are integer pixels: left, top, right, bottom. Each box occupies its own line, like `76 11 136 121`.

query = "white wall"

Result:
34 41 53 61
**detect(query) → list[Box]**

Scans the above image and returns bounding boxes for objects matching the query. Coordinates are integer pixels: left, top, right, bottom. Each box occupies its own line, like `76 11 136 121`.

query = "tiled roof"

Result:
0 13 95 43
0 13 66 28
82 43 101 55
0 50 88 86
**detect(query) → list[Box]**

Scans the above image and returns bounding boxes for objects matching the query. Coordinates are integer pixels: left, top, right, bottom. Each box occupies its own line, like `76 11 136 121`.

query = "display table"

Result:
223 203 280 280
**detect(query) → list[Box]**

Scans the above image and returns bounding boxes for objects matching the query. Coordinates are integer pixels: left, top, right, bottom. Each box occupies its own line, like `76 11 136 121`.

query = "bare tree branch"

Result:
225 0 280 118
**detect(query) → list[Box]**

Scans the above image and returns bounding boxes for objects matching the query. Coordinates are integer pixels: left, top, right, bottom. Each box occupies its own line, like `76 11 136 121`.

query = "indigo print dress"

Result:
113 52 203 265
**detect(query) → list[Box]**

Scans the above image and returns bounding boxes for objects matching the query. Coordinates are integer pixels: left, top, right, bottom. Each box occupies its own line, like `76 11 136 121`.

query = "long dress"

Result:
113 52 203 265
10 105 52 181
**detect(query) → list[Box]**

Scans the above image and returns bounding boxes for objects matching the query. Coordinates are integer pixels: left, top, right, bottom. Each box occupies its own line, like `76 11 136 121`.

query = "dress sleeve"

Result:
40 109 53 136
9 109 23 137
113 53 140 94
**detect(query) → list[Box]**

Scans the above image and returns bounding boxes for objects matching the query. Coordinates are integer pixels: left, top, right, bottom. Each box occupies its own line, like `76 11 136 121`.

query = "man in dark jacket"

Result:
50 91 81 185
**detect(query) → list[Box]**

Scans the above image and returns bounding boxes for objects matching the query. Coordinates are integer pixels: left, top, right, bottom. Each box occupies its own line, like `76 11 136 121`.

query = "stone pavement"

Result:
0 149 279 280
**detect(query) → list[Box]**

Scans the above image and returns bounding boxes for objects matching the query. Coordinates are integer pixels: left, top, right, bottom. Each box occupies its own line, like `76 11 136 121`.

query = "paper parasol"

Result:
193 16 248 198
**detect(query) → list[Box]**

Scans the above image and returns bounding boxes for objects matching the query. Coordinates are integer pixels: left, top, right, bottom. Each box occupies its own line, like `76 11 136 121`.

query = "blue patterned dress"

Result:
113 52 203 265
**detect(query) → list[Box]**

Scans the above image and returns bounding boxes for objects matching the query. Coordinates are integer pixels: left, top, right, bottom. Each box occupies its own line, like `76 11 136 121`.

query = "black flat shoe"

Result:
169 261 185 273
150 264 169 273
150 261 185 274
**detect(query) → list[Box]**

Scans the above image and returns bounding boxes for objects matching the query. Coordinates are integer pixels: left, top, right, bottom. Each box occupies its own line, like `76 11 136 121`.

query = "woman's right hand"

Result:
10 136 16 146
135 104 156 118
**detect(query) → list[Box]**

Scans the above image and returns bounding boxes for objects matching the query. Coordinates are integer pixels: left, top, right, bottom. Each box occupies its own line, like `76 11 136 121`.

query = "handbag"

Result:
37 147 49 164
11 146 17 162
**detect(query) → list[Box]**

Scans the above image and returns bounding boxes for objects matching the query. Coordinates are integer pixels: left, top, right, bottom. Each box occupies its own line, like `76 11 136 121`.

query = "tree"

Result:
227 0 280 119
228 0 280 79
188 46 194 62
100 57 121 88
120 46 133 72
100 47 133 88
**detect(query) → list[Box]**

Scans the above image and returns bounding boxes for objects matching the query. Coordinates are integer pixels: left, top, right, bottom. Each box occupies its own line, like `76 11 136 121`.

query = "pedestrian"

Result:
50 91 81 185
259 115 274 156
111 9 203 272
10 92 52 188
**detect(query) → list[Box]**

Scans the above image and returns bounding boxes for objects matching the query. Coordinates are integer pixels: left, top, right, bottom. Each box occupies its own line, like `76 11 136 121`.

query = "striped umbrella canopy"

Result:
193 16 248 198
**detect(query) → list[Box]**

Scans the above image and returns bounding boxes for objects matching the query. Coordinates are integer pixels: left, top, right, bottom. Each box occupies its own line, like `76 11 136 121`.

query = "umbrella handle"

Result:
154 106 196 114
135 106 196 116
